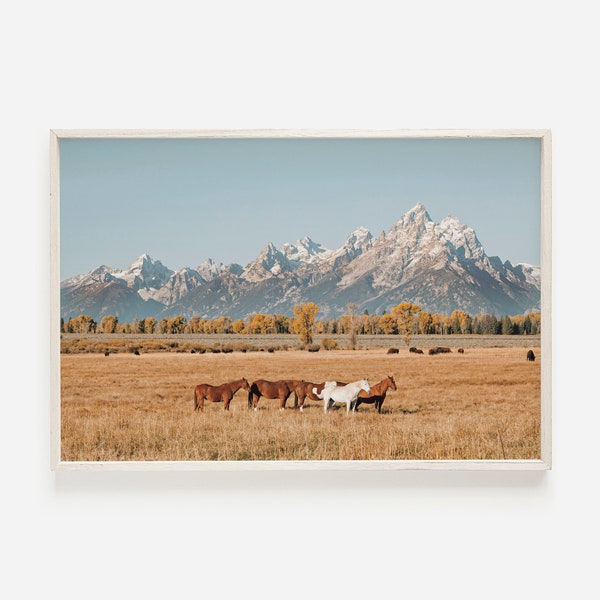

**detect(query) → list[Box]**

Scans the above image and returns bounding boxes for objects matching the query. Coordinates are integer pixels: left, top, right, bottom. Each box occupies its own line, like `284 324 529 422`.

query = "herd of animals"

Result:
192 348 537 413
193 376 394 414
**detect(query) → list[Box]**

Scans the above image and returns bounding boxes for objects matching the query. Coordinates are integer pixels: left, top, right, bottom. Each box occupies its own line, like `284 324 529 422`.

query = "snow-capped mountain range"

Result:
61 203 541 322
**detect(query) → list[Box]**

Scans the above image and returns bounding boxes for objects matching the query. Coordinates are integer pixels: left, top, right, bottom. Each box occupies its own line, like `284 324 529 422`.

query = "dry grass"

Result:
61 347 541 462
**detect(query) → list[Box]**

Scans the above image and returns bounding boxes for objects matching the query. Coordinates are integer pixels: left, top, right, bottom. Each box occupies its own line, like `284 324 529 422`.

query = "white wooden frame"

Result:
50 129 552 471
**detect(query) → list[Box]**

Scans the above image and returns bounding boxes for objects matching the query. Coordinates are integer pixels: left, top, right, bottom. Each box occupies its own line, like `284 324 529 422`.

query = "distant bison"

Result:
414 349 424 354
104 351 110 357
387 348 400 354
429 346 452 355
457 348 465 354
408 347 417 353
527 350 536 362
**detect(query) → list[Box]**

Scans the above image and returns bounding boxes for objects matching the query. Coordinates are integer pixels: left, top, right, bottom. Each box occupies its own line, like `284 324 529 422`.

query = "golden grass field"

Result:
60 341 541 462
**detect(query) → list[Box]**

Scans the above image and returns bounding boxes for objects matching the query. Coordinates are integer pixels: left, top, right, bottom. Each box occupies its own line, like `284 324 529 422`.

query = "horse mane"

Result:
367 375 395 394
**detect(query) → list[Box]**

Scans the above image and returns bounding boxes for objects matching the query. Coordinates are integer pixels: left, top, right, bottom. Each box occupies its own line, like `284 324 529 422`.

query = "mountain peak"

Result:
260 242 279 257
410 201 427 212
116 253 173 290
280 236 329 263
130 252 153 266
436 215 484 261
344 226 373 251
241 242 290 281
196 258 227 282
403 202 433 224
386 203 434 242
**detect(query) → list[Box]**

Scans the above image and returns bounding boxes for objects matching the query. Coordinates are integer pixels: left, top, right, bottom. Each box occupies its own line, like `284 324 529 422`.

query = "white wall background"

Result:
1 2 597 598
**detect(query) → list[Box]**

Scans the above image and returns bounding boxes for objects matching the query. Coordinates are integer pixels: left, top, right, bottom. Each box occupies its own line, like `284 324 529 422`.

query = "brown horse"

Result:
294 381 347 411
193 378 250 412
248 379 303 410
352 375 396 413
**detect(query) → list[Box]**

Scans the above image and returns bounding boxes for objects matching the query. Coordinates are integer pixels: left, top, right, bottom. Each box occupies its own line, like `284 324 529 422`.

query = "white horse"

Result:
313 379 371 413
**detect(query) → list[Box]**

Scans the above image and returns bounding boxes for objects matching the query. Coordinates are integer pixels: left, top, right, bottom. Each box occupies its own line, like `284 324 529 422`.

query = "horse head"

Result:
388 375 397 390
361 378 370 394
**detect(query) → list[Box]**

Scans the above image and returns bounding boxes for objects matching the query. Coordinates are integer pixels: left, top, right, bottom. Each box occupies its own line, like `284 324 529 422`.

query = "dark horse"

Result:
248 379 303 410
352 375 397 413
293 381 347 411
193 378 250 411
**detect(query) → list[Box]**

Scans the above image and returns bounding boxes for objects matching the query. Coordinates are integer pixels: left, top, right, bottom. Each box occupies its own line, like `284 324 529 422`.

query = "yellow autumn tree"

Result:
68 314 97 333
99 315 119 333
232 319 246 334
379 313 398 334
391 302 421 346
293 302 319 346
451 310 472 334
417 311 433 335
141 317 156 334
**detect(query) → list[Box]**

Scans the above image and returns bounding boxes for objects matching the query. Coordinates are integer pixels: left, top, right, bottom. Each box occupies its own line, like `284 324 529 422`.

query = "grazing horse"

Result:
248 379 304 410
352 375 396 413
294 381 347 411
193 378 250 412
314 379 371 414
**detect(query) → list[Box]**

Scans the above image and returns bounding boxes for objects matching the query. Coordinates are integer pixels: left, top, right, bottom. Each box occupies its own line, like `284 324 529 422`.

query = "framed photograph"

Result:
50 129 551 471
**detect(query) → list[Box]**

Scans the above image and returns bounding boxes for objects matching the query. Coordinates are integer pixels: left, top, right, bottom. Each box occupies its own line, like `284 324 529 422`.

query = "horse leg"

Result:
293 391 298 409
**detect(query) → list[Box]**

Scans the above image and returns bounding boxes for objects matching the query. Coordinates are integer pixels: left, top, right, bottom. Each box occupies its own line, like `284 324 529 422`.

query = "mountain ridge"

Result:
61 203 541 321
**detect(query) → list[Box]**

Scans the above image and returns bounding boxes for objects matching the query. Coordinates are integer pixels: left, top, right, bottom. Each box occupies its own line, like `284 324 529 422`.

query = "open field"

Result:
60 343 541 462
61 333 541 353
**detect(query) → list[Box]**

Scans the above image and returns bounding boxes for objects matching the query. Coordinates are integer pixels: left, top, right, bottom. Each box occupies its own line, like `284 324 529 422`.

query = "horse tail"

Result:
248 388 253 408
193 387 199 411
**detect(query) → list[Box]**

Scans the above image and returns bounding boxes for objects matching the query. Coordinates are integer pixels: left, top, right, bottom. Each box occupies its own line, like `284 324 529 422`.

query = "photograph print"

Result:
52 130 550 469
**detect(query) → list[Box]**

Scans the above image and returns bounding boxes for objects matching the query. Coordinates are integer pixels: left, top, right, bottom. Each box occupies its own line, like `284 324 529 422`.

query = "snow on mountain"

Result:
196 258 227 281
109 253 174 291
280 236 329 263
241 242 294 282
436 215 485 262
60 203 541 320
139 267 205 305
514 263 542 287
62 264 121 288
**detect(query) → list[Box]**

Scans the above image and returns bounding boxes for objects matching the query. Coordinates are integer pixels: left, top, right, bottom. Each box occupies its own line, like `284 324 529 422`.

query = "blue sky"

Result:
60 136 541 279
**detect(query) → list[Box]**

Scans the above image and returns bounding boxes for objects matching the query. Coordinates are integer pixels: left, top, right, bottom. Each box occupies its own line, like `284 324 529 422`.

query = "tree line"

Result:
61 302 541 342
